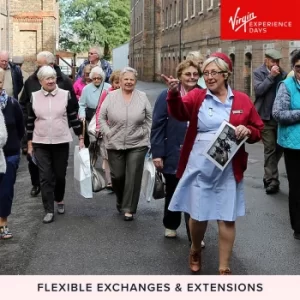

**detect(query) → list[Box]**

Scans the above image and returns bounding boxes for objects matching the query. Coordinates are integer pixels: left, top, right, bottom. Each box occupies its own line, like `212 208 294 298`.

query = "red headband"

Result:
210 52 233 72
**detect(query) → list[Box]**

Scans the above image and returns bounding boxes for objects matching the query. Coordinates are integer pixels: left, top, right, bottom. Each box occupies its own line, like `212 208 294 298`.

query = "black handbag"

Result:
153 172 165 200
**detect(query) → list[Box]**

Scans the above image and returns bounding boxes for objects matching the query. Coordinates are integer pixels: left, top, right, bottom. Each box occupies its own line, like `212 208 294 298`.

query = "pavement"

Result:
1 81 300 275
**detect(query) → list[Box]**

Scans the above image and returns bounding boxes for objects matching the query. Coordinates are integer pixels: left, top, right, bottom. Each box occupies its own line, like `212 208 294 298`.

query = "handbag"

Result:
153 171 165 200
89 139 106 192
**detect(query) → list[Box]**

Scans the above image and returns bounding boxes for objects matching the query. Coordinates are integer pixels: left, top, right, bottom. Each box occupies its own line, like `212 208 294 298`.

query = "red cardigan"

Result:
167 88 264 183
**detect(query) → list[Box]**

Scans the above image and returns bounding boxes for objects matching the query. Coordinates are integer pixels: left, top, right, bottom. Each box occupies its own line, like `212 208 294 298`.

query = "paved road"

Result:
1 81 300 275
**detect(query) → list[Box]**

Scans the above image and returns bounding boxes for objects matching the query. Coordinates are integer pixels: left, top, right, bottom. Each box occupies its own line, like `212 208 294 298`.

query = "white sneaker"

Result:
201 240 205 248
165 228 177 238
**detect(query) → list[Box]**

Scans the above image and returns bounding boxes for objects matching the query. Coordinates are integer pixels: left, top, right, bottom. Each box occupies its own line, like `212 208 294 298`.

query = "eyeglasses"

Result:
92 77 102 81
203 71 226 77
294 65 300 70
88 52 97 55
182 72 199 77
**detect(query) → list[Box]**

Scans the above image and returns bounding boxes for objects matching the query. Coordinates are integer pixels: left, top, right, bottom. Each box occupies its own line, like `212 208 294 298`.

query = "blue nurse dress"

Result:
168 86 245 221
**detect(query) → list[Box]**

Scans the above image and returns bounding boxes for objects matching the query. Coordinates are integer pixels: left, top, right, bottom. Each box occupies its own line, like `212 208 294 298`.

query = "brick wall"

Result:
0 0 59 73
130 0 299 97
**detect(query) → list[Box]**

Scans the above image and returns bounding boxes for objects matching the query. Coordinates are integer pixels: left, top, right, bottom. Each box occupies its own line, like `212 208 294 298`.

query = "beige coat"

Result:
99 89 152 150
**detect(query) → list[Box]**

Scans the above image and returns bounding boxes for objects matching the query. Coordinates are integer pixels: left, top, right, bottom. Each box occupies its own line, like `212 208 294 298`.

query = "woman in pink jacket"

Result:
95 70 121 190
73 64 92 100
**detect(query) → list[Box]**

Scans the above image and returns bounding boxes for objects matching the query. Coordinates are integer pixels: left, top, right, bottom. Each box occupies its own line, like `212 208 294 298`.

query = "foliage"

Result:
59 0 130 58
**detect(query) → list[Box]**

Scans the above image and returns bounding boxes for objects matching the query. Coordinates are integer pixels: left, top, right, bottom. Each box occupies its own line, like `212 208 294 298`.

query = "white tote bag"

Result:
74 146 93 198
139 152 156 202
88 114 97 142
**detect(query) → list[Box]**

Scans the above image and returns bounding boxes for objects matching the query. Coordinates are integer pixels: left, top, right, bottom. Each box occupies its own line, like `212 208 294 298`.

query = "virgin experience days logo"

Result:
229 7 257 33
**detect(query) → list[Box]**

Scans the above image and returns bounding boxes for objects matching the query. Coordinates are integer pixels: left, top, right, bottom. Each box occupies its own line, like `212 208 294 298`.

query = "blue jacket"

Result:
273 76 300 149
150 88 189 174
76 59 113 83
8 62 23 99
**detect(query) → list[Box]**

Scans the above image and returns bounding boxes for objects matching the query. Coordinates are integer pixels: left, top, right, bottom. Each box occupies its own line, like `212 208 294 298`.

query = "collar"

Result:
41 85 59 96
206 84 234 100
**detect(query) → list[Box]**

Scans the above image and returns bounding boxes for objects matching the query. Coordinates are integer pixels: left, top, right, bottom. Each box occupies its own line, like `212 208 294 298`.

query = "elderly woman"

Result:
73 64 92 100
0 68 24 239
95 70 121 190
151 60 204 244
273 50 300 240
186 51 206 89
162 52 264 274
99 67 152 221
27 66 84 224
78 66 111 147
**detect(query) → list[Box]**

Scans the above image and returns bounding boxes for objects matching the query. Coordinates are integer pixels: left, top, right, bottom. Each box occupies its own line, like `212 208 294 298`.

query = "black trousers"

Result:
163 173 191 242
27 155 40 187
33 143 69 213
284 148 300 233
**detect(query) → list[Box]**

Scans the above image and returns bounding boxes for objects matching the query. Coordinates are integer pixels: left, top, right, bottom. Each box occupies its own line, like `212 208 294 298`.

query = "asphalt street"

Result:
1 81 299 275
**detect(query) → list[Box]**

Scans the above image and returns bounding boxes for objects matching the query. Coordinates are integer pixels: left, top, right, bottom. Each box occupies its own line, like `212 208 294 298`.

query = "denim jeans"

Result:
0 155 20 217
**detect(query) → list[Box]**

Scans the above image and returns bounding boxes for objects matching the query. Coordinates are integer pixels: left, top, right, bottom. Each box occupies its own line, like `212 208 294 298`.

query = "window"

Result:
162 10 165 30
174 1 178 25
170 4 173 27
208 0 213 11
198 0 203 14
191 0 195 17
185 0 188 20
166 7 168 28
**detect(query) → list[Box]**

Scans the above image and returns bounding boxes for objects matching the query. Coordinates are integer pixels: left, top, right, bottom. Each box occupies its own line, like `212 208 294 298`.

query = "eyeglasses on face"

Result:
203 71 226 77
294 65 300 70
92 77 102 81
88 52 97 55
182 72 199 77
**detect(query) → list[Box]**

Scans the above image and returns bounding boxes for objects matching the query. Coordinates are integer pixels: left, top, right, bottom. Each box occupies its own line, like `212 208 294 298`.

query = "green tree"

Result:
59 0 130 58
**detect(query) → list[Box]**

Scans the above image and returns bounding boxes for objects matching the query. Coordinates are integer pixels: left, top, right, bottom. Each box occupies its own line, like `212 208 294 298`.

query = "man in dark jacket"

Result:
76 46 112 83
19 51 79 197
0 51 23 99
253 49 287 194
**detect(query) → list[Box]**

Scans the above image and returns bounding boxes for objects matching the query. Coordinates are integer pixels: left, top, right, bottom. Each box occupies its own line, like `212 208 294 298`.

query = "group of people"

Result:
1 45 300 276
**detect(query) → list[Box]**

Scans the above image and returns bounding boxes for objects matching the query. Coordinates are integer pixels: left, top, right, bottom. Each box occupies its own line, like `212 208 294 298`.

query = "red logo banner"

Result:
220 0 300 40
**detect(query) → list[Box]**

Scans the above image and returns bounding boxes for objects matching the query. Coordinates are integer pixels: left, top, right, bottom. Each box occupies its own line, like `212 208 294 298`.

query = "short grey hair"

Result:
89 66 105 80
37 51 55 65
120 67 138 79
186 51 204 61
37 66 57 81
202 56 231 80
89 46 103 59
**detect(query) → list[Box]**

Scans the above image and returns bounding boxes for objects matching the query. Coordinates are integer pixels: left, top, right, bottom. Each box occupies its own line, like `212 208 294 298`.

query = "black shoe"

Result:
263 179 269 189
30 186 41 197
124 214 134 221
57 204 65 214
266 185 279 194
294 232 300 240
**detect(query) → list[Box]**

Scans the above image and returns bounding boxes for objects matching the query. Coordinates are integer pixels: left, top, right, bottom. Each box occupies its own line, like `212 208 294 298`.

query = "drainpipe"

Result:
179 0 184 62
132 1 135 68
153 0 156 81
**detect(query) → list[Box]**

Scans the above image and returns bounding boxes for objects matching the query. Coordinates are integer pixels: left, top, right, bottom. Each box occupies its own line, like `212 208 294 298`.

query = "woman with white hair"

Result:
162 53 263 274
0 67 24 239
186 51 206 88
99 67 152 221
26 66 84 224
78 66 111 147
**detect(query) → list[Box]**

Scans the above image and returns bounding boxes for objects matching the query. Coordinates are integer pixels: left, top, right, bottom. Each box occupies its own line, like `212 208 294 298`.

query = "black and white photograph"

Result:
203 121 248 171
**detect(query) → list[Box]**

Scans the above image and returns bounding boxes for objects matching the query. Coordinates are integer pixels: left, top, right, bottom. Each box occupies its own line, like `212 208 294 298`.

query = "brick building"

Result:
0 0 59 73
130 0 300 97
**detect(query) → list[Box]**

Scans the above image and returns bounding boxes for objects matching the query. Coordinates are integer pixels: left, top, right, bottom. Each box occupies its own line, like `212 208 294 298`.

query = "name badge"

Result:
232 110 243 114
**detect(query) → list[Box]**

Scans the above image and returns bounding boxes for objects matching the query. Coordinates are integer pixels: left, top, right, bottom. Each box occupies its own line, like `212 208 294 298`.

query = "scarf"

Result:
0 89 8 110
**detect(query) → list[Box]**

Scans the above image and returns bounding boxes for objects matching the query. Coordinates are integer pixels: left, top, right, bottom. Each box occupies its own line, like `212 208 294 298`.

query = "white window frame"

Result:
162 9 165 31
169 4 173 28
184 0 188 21
207 0 213 11
198 0 204 15
191 0 196 18
174 1 178 26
